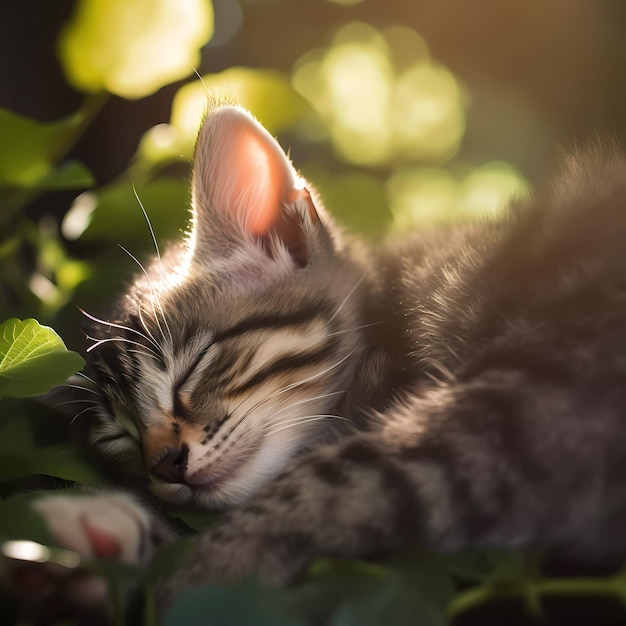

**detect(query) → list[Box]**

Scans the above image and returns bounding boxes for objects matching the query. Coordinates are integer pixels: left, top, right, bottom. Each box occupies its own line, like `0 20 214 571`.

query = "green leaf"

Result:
0 492 56 545
385 550 456 609
0 109 78 188
301 168 391 236
0 318 84 399
328 580 446 626
167 510 220 532
293 557 447 626
166 580 305 626
293 558 400 624
27 447 104 485
142 537 196 586
80 179 190 246
440 548 525 583
0 409 103 485
36 160 95 190
86 558 144 584
58 0 214 99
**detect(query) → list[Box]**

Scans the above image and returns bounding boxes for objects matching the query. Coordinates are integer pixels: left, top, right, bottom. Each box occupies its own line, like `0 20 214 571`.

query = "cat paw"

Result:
4 492 150 617
32 492 150 566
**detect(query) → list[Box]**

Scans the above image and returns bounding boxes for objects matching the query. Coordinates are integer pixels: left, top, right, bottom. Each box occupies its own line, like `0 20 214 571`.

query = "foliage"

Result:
0 318 84 399
0 1 620 625
58 0 214 98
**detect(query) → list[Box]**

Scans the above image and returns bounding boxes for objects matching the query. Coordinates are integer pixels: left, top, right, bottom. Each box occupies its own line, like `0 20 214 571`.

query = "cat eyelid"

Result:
116 410 141 441
172 341 215 412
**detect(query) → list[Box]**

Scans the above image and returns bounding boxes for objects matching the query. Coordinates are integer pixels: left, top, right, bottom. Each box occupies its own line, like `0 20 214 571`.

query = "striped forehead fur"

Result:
87 263 365 504
85 104 369 508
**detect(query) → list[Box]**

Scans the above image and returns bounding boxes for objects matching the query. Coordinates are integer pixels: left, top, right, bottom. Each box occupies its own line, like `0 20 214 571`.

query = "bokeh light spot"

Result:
459 162 529 217
292 22 467 167
391 63 465 161
58 0 214 99
388 168 460 230
383 25 429 71
161 67 307 162
389 163 528 230
62 191 97 240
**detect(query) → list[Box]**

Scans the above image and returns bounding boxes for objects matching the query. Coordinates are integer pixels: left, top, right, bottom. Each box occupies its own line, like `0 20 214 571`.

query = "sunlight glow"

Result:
391 63 465 161
292 22 467 166
323 41 393 164
389 163 529 230
62 191 97 240
29 273 59 304
2 540 50 563
58 0 214 99
2 540 82 569
138 67 307 164
460 162 529 217
389 168 459 230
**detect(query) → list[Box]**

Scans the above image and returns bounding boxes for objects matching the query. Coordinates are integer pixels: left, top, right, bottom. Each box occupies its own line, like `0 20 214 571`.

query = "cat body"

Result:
17 107 626 611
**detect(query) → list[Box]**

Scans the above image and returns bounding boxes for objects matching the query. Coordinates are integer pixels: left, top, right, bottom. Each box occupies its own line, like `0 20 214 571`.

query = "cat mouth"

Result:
148 462 245 509
147 437 258 492
185 465 237 492
149 437 269 508
181 451 252 497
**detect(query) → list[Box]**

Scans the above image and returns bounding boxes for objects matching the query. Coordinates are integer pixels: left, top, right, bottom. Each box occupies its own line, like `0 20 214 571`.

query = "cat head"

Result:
84 105 367 510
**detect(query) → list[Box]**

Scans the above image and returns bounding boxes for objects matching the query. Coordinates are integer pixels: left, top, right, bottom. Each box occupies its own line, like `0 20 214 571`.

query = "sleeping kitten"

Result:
16 105 626 612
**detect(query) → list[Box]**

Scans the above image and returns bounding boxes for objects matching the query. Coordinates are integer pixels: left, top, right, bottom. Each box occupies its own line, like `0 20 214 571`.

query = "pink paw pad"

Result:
80 515 123 559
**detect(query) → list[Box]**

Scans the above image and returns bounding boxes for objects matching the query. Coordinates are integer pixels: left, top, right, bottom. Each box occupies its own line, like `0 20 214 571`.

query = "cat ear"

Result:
190 105 320 273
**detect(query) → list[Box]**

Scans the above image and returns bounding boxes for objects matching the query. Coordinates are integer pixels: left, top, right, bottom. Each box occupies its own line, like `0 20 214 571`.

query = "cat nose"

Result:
150 445 188 483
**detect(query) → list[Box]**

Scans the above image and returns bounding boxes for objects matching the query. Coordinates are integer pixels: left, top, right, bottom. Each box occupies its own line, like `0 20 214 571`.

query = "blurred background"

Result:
2 0 626 351
2 4 626 620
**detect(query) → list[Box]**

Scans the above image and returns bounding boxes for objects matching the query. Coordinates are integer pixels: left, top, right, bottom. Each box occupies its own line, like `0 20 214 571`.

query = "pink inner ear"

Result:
239 127 287 236
218 118 296 237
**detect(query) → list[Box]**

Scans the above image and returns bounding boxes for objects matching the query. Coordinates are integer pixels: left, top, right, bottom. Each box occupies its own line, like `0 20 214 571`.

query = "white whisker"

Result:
117 244 172 346
76 372 99 386
193 68 210 95
326 321 382 338
268 391 346 420
138 305 161 351
127 349 163 362
264 413 351 432
57 399 100 408
261 348 357 405
85 336 161 359
79 307 162 353
71 406 99 424
327 276 364 323
132 183 163 280
263 416 338 438
60 384 101 396
220 351 356 453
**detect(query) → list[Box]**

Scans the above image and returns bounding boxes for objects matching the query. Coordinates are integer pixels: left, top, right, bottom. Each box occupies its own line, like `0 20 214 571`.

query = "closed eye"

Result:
173 342 214 416
116 409 141 441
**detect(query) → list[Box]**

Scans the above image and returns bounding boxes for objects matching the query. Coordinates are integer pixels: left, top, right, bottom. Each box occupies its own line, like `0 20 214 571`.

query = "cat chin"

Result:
149 481 220 510
148 424 325 511
148 476 254 511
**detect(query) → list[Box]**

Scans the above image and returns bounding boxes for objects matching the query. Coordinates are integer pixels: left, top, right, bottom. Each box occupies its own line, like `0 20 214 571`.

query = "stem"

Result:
50 92 109 164
117 156 173 187
448 576 624 620
143 584 158 626
109 580 125 626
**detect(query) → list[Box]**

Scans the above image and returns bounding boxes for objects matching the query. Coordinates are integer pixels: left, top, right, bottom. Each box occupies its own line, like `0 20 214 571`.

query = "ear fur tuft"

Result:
190 105 323 276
